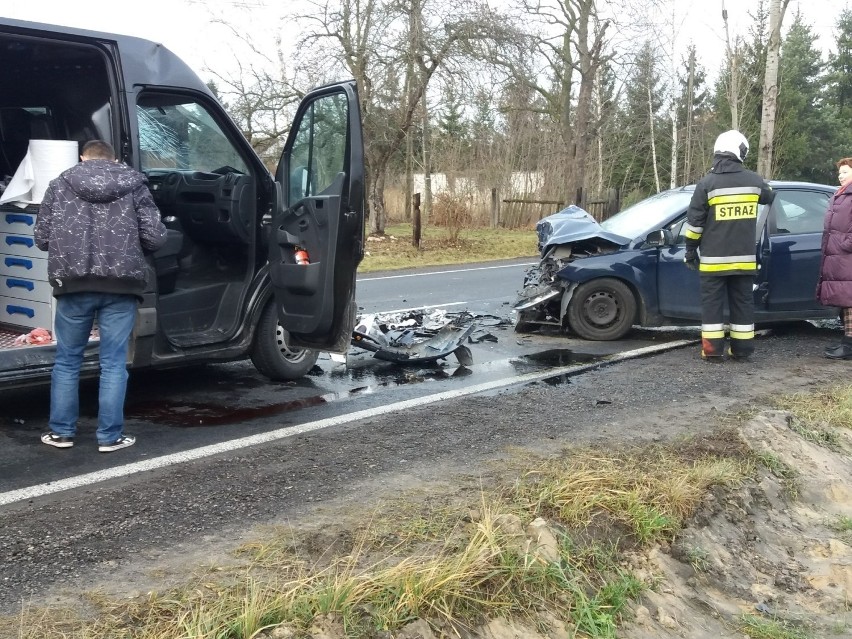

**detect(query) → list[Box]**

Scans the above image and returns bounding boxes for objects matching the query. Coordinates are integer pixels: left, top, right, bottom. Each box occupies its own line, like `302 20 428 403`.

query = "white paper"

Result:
0 140 78 205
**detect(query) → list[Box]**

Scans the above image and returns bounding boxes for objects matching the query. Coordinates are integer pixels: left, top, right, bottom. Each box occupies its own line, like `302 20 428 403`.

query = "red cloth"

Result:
13 327 53 345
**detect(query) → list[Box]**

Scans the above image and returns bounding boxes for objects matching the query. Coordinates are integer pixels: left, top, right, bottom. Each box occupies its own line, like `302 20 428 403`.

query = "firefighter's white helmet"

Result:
713 130 749 162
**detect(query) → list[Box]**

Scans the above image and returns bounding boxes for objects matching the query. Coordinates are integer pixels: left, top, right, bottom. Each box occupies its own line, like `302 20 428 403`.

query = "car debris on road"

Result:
351 309 511 365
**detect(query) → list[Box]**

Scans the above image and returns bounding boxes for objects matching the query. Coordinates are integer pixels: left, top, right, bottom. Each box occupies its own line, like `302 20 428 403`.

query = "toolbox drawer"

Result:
0 210 37 236
0 209 36 235
0 255 48 281
0 295 53 330
0 274 52 302
0 233 44 259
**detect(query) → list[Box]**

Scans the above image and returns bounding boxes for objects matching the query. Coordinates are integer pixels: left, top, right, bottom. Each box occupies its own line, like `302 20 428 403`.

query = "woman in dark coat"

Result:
817 157 852 359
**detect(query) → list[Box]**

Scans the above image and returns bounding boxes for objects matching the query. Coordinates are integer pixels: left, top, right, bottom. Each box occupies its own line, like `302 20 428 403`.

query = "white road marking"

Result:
0 339 693 508
358 262 536 281
373 301 470 314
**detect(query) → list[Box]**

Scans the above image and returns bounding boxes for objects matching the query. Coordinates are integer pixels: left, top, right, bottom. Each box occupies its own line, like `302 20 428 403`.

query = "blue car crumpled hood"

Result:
536 205 630 254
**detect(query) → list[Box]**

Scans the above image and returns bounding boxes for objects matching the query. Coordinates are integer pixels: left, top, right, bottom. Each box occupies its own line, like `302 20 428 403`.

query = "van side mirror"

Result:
645 229 672 247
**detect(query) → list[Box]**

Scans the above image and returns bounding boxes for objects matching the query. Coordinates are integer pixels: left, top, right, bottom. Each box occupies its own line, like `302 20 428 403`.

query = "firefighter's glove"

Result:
684 248 699 271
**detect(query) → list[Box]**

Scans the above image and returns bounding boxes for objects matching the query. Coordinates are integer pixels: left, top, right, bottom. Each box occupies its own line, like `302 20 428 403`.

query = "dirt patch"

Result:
618 411 852 638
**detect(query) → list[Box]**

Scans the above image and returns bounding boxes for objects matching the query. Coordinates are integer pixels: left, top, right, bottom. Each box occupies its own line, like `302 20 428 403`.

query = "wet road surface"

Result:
0 259 703 502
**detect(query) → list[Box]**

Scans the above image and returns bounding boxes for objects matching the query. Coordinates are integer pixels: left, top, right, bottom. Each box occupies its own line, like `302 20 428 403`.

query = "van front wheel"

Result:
251 302 319 380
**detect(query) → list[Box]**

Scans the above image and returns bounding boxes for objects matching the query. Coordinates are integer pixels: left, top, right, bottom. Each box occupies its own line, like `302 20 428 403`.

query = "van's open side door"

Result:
268 80 365 352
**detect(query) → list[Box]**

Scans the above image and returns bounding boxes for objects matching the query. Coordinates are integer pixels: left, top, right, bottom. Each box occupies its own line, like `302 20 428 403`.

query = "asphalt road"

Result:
0 257 720 618
0 259 700 499
0 317 840 613
355 258 536 315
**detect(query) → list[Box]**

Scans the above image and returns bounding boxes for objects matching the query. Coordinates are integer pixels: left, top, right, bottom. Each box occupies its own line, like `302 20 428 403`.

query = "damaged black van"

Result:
0 18 364 389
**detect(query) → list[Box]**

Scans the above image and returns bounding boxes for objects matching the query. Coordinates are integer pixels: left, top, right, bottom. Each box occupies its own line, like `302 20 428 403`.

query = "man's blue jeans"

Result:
49 292 138 445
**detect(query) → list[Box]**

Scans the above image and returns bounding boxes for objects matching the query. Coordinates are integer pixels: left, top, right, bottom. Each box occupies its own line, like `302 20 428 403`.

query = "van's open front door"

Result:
268 81 365 352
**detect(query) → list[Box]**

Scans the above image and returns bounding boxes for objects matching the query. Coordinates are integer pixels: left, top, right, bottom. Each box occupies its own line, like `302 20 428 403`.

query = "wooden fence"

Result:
493 187 621 228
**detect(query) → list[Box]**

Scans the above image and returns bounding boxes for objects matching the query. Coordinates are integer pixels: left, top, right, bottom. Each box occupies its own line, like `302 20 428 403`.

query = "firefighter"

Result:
683 130 775 361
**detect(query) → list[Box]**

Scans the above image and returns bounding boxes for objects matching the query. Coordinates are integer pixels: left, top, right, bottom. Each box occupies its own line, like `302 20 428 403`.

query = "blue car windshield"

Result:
600 190 693 239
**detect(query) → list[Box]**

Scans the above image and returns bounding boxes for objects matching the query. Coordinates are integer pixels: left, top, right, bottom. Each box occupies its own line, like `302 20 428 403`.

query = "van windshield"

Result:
138 98 249 174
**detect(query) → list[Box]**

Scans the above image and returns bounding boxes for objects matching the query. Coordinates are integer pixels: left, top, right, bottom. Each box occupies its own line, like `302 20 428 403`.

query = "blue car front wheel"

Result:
567 278 637 341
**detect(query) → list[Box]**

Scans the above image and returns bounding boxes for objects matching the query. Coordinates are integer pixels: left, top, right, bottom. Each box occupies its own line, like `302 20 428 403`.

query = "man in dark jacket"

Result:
34 140 166 452
683 130 775 361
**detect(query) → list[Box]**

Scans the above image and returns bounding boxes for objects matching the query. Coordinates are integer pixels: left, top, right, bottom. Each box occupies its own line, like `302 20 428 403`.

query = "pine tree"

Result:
774 12 831 182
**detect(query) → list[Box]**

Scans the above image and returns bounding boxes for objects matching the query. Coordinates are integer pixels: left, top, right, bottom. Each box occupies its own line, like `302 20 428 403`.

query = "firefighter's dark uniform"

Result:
684 154 774 359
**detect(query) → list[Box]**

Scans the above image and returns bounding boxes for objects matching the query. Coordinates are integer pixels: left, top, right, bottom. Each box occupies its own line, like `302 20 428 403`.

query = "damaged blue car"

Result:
513 182 838 340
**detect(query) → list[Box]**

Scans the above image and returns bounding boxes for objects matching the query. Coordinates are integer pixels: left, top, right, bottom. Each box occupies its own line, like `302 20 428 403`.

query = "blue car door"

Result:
760 188 831 312
657 218 702 320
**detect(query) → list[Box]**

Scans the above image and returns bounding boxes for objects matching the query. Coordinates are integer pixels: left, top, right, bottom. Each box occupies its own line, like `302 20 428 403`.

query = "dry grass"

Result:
1 442 752 639
771 384 852 431
510 449 749 544
770 384 852 453
360 224 538 273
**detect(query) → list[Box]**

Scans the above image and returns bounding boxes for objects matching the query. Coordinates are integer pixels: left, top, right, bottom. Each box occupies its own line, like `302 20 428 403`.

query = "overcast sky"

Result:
2 0 846 84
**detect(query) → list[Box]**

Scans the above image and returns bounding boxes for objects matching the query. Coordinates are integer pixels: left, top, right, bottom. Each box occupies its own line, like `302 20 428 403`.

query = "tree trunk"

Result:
757 0 790 178
564 1 608 206
560 29 574 199
404 135 413 222
595 66 604 192
648 83 661 193
670 101 677 189
722 3 740 130
368 160 387 236
403 0 417 222
684 49 695 183
421 96 433 223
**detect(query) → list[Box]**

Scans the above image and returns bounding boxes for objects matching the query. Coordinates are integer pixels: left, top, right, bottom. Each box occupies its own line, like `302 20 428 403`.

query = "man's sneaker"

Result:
41 432 74 448
98 435 135 453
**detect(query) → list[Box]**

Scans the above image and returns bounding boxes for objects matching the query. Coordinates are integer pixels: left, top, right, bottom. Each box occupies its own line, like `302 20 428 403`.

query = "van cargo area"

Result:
0 17 363 389
0 29 261 358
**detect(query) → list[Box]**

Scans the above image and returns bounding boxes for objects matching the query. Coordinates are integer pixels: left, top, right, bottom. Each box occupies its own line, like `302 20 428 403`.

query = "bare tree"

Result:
722 2 741 130
515 0 609 205
757 0 790 177
682 48 696 183
290 0 514 234
205 21 308 165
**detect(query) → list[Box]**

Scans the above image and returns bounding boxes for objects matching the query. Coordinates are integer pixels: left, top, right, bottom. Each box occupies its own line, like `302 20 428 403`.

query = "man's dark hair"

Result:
81 140 116 160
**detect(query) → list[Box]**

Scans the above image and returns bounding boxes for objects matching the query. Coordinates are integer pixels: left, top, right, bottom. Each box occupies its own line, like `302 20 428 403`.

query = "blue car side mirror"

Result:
644 229 672 247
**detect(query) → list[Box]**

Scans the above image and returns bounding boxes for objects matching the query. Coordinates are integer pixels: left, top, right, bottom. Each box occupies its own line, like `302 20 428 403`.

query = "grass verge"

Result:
359 224 539 273
771 384 852 435
1 444 752 639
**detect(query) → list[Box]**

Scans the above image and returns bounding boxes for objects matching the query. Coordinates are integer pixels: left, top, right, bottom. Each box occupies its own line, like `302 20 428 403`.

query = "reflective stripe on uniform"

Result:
700 254 755 264
707 186 763 199
699 262 756 273
684 223 703 240
708 193 760 206
730 330 755 340
729 323 755 340
701 323 726 339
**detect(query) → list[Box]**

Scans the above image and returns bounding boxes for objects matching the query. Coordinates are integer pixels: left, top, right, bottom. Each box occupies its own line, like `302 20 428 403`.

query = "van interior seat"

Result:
0 108 60 177
0 108 34 176
150 228 183 295
29 113 56 140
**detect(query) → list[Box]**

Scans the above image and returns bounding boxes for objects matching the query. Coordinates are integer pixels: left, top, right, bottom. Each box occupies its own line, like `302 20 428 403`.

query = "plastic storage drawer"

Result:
0 210 37 236
0 295 53 330
0 255 48 281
